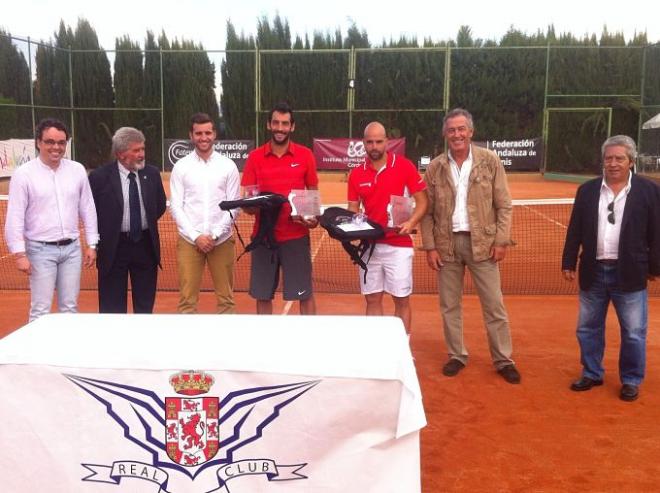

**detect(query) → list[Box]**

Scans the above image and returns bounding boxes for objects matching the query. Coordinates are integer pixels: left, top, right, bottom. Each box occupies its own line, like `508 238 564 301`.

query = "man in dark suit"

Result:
89 127 167 313
562 135 660 402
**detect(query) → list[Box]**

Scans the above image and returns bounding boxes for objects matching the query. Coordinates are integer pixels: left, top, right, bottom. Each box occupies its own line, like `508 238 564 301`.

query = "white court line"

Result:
512 198 574 206
281 229 328 315
519 204 568 229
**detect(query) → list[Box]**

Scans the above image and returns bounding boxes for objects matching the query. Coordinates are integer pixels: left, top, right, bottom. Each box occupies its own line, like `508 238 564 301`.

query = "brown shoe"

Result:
620 384 639 402
570 377 603 391
442 359 465 377
497 364 521 384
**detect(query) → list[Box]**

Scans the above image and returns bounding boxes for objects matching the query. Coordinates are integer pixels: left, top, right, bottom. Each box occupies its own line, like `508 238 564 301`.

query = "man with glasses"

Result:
420 108 520 384
4 118 99 321
563 135 660 402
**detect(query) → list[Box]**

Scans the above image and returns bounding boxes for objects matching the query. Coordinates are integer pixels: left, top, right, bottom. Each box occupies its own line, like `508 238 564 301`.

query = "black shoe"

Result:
570 377 603 391
497 364 521 384
442 359 465 377
620 384 639 402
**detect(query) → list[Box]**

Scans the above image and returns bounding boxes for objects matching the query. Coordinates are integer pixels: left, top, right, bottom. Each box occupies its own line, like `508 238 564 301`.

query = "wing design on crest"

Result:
63 374 187 475
64 374 320 480
216 380 320 462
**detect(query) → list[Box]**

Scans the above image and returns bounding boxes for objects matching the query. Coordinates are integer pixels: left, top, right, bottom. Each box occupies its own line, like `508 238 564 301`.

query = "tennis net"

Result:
1 197 657 296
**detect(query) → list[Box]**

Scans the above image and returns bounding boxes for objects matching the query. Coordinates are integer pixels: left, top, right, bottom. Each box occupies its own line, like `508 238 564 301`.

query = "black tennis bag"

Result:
220 192 288 259
320 206 385 281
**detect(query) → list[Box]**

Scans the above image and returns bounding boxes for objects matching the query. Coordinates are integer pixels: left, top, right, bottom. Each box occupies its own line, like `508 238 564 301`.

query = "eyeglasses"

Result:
607 201 615 225
41 139 68 147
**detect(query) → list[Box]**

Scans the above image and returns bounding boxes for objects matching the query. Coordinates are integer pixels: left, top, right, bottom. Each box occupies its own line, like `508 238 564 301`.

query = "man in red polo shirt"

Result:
347 122 428 332
242 102 319 315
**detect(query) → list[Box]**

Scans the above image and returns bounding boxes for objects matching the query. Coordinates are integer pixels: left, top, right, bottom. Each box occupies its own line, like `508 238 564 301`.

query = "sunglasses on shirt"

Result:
607 201 615 225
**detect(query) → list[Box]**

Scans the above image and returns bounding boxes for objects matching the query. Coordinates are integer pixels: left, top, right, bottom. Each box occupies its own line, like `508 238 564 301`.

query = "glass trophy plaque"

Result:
242 184 260 198
288 189 321 219
387 195 414 227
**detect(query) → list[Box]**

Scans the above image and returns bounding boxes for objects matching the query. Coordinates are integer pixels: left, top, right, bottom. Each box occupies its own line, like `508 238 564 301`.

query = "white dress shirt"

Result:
596 173 632 260
4 157 99 253
449 148 473 232
117 162 147 232
169 150 240 244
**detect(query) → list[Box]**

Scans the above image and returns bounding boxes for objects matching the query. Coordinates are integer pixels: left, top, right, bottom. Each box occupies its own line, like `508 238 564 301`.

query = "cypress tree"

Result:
0 30 32 138
70 19 114 168
114 35 143 130
143 31 162 165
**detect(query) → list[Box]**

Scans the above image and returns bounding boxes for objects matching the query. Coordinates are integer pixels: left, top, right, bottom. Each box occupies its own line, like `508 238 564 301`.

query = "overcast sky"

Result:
2 0 658 49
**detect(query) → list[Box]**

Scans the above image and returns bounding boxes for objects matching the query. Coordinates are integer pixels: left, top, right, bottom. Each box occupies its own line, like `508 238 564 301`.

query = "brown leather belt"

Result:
453 231 471 235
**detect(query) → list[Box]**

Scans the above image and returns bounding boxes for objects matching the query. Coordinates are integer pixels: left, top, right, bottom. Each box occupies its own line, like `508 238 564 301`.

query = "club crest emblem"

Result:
67 370 317 491
165 371 219 466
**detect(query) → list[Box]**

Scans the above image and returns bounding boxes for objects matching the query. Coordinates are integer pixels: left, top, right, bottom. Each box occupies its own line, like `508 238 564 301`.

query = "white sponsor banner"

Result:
165 140 254 171
0 139 34 177
0 139 73 177
0 314 425 493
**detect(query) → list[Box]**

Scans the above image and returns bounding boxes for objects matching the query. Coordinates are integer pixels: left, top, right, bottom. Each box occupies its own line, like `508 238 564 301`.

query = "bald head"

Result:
364 121 386 139
363 121 388 166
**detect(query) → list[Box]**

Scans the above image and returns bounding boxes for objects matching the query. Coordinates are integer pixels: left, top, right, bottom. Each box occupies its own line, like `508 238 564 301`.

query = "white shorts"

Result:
359 243 414 297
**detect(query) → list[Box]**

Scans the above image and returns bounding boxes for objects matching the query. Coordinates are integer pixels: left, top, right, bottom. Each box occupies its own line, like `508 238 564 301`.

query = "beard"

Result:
124 160 145 171
271 131 290 145
368 150 384 161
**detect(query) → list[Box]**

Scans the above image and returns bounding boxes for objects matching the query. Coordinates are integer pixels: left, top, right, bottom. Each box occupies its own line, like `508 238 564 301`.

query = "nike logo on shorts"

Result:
297 290 306 296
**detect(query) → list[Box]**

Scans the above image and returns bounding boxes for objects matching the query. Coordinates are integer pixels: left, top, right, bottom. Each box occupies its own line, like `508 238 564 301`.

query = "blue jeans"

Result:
26 239 82 322
577 263 648 386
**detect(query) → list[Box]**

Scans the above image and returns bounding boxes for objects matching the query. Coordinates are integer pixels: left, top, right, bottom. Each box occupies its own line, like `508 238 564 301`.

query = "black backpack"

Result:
219 192 288 259
320 206 385 281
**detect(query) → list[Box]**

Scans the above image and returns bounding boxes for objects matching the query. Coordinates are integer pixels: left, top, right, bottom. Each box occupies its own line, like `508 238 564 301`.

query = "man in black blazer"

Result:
89 127 167 313
562 135 660 402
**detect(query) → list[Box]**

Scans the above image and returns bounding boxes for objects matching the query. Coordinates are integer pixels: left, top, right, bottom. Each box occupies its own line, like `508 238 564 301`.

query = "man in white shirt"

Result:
562 135 660 402
4 118 99 321
420 108 520 384
169 113 240 313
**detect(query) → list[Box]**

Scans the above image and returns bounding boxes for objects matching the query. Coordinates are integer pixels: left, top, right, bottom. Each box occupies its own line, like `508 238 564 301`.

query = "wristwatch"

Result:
89 244 97 250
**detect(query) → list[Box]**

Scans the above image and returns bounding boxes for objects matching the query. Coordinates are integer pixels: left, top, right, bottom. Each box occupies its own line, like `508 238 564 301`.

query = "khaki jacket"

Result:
420 145 513 262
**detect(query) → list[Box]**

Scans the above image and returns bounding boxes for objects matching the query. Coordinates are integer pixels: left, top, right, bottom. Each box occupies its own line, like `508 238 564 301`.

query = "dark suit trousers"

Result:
98 234 158 313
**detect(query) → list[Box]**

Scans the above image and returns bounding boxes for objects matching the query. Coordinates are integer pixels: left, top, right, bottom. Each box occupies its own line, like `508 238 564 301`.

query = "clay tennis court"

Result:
2 173 660 491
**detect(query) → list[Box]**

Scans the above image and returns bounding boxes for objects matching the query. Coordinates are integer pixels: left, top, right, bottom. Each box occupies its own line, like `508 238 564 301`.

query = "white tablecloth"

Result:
0 313 425 493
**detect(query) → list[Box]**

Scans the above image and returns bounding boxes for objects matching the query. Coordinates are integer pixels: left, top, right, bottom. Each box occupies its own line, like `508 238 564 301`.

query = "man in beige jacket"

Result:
420 108 520 384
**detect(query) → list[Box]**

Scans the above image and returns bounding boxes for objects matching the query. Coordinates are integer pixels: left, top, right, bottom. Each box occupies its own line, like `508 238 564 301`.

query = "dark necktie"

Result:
128 172 142 242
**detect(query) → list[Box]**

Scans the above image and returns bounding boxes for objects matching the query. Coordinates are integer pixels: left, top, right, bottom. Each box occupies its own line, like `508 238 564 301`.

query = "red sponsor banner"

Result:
313 138 406 170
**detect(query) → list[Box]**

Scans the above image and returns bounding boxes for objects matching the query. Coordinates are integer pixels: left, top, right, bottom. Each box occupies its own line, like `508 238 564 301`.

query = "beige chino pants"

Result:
438 233 514 369
176 236 236 314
